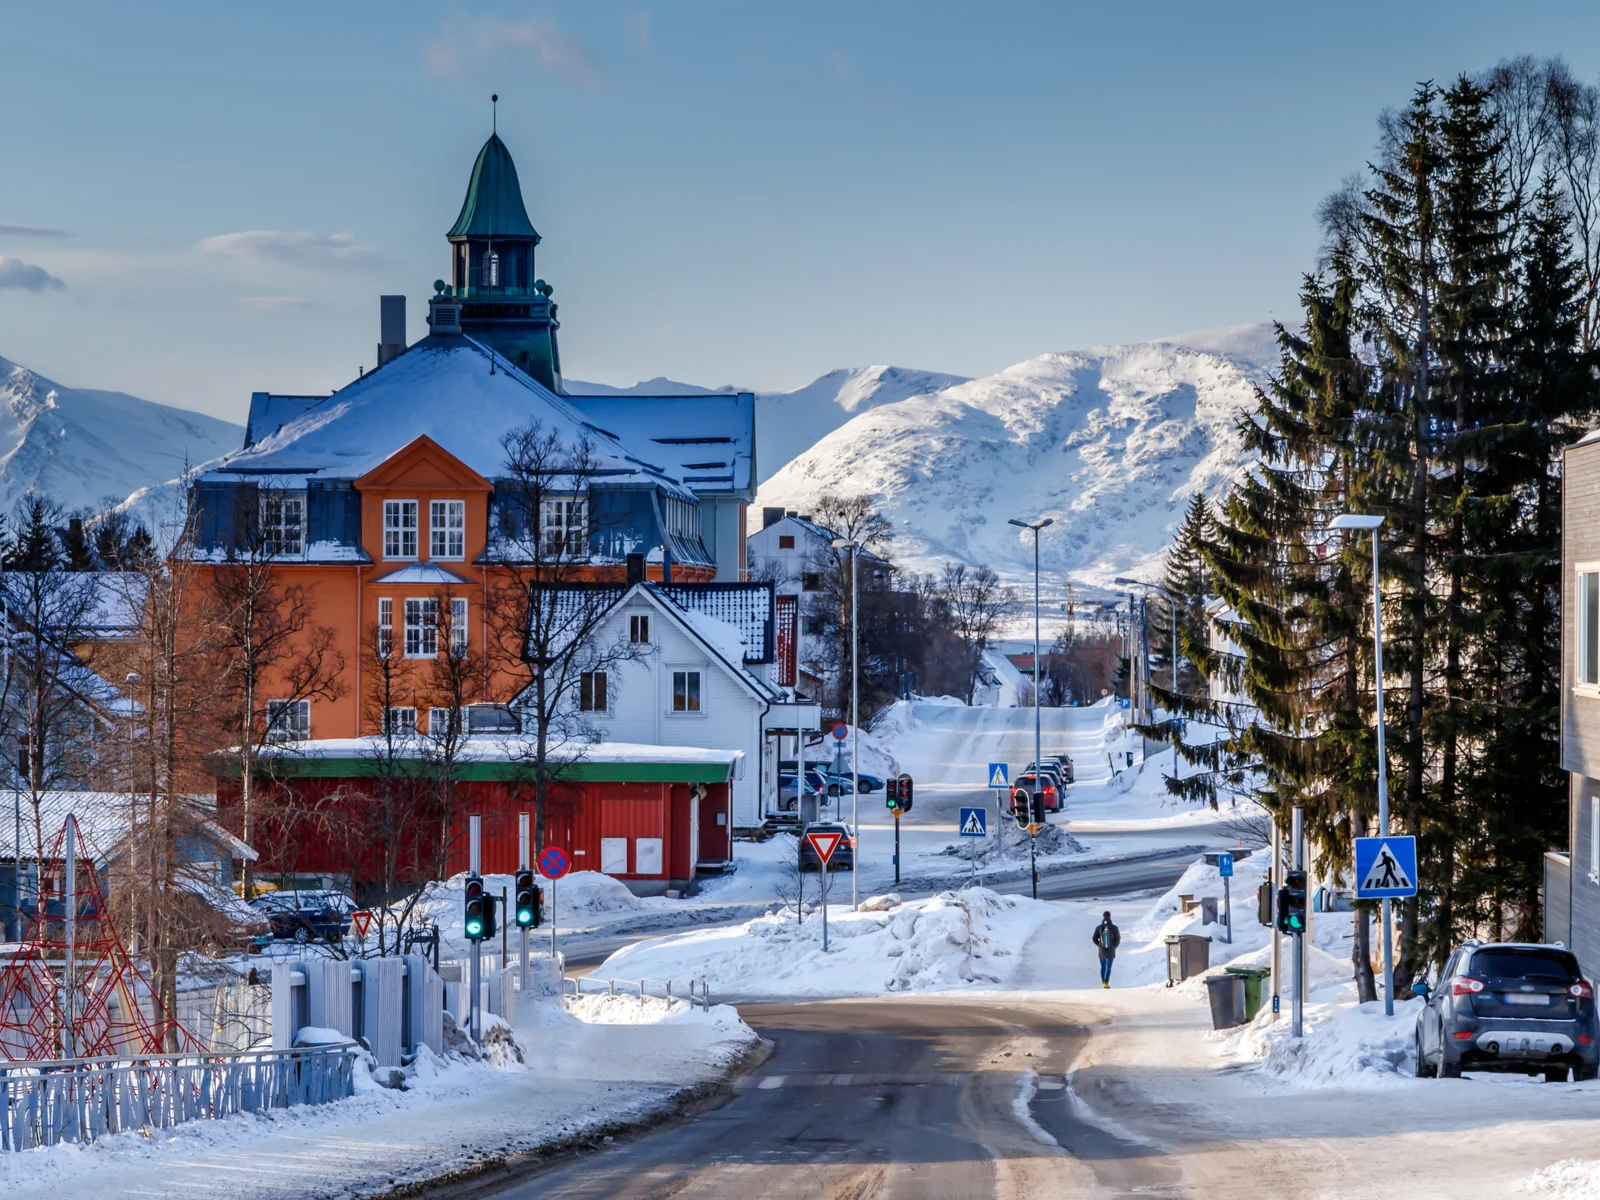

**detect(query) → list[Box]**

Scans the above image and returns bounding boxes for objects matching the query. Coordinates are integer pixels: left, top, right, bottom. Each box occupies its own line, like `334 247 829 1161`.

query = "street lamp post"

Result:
1009 516 1054 900
1331 512 1393 1017
831 537 861 911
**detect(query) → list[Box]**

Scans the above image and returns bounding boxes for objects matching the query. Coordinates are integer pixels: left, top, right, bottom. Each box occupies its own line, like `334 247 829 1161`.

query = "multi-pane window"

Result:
385 707 416 736
384 500 418 559
428 707 462 737
450 597 468 655
1580 569 1600 686
801 573 821 592
431 500 465 560
630 614 650 644
671 670 702 713
265 699 309 742
377 598 393 657
484 251 500 288
541 497 587 557
579 671 608 712
404 598 439 658
260 494 304 557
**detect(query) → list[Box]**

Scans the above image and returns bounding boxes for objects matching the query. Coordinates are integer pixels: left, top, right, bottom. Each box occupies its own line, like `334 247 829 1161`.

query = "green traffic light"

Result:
465 918 483 937
517 908 533 924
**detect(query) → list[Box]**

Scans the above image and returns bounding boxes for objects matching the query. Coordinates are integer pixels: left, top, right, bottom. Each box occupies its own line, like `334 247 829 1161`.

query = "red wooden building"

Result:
217 738 745 895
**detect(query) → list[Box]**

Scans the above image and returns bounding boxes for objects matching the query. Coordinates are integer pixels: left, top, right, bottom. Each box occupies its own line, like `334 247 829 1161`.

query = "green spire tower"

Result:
431 131 563 391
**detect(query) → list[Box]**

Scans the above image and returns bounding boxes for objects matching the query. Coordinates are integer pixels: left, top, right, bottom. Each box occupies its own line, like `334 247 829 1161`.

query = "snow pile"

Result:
1524 1160 1600 1197
807 716 900 780
1228 997 1422 1087
414 869 645 949
566 992 752 1044
591 886 1059 997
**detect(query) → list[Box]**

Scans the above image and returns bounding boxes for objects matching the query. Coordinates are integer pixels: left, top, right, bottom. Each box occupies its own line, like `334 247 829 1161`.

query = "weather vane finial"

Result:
492 93 498 134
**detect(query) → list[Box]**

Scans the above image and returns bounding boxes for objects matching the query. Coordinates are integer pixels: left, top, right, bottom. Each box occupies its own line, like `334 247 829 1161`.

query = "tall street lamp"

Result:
1330 512 1394 1017
1009 516 1053 899
831 537 862 911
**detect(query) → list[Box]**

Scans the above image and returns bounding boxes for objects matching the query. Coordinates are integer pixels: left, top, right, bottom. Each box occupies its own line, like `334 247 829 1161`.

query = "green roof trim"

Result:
241 757 732 784
449 134 539 240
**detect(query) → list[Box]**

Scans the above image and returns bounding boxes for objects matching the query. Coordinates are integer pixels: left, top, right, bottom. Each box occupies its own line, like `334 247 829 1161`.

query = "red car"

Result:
1010 774 1059 817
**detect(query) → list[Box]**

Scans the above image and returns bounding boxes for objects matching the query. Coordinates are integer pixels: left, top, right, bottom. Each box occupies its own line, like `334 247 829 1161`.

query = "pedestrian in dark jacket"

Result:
1092 911 1121 987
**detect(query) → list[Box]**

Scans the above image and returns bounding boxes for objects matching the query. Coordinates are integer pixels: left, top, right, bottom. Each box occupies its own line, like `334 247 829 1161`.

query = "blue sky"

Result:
5 2 1600 422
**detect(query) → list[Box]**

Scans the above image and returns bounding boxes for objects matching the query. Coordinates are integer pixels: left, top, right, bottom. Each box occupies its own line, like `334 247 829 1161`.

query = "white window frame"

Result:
580 670 608 712
383 499 419 560
265 698 310 742
630 614 650 645
1579 563 1600 691
541 496 588 557
260 494 304 558
428 706 462 737
377 597 393 658
404 597 439 658
450 597 468 656
671 669 702 714
430 499 466 560
385 706 417 736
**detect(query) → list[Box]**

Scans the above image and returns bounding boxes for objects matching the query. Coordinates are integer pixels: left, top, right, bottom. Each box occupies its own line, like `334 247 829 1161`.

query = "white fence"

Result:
0 1043 355 1150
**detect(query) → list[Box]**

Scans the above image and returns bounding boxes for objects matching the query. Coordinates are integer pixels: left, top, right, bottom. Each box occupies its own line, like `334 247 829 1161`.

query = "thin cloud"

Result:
427 17 602 88
0 257 65 291
0 224 70 238
228 295 313 311
197 230 377 266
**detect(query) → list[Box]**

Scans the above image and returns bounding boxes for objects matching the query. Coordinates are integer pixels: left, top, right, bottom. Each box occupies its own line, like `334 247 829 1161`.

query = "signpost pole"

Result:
1292 806 1304 1039
469 814 481 1044
1371 529 1395 1018
1270 818 1281 1019
1029 825 1038 901
519 813 530 991
820 854 829 953
1223 873 1232 944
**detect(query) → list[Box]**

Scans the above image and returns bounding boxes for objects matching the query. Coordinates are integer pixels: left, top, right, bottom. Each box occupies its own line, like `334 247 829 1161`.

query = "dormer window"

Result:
541 496 588 557
431 500 465 560
384 500 418 559
260 494 304 557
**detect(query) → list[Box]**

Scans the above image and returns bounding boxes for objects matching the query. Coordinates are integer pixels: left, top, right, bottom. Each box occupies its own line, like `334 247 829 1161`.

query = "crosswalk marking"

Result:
733 1072 971 1090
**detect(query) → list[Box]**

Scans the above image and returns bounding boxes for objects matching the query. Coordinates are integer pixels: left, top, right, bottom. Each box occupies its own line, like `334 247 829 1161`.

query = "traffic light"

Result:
1030 789 1047 826
1276 869 1307 935
1010 786 1031 828
464 875 486 941
514 869 541 929
1257 881 1273 926
481 892 498 940
884 777 901 811
896 774 913 813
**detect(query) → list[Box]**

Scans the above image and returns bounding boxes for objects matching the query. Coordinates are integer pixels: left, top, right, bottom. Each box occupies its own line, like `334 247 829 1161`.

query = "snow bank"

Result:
1228 997 1423 1087
592 887 1059 997
415 870 645 949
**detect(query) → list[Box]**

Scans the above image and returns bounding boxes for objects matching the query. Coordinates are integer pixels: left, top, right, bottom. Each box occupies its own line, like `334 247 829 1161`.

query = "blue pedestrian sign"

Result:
959 807 988 838
987 763 1010 789
1217 853 1233 878
1353 836 1418 899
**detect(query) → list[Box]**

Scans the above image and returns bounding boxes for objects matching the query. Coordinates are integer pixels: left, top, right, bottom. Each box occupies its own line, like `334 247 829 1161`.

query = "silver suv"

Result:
1414 942 1599 1082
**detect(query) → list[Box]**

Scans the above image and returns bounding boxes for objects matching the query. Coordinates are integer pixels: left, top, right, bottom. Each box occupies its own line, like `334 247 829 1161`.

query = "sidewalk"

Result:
0 995 758 1200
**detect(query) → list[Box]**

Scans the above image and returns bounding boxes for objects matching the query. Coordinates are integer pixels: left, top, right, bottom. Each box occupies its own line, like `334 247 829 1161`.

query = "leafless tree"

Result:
206 486 345 896
936 563 1015 703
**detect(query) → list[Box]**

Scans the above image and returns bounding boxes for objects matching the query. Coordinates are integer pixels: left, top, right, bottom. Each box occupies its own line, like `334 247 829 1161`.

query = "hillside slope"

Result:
0 356 241 517
755 326 1276 585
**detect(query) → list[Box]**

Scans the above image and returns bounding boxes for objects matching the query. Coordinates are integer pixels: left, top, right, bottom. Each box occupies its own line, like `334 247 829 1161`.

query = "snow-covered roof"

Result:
251 737 744 782
371 562 470 586
80 572 149 637
566 392 755 499
244 393 329 449
655 582 774 663
203 337 697 502
1 792 254 864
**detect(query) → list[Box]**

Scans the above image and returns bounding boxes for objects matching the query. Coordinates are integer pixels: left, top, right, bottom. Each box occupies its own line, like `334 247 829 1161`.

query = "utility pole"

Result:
1270 817 1281 1020
518 812 530 991
831 537 861 911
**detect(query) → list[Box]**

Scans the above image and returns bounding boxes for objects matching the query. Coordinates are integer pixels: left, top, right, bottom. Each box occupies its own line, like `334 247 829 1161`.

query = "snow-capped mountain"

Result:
0 356 242 517
570 365 971 483
755 325 1277 587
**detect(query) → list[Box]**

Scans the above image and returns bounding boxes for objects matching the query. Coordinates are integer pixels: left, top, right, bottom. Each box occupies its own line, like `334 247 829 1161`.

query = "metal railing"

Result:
563 975 711 1011
0 1042 357 1151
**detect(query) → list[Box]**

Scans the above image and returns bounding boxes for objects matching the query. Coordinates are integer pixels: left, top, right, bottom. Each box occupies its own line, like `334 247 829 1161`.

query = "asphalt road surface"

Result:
559 846 1202 973
484 999 1182 1199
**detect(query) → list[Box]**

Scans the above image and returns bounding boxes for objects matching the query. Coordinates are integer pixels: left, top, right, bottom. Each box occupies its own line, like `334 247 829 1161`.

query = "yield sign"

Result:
806 828 844 865
351 910 373 938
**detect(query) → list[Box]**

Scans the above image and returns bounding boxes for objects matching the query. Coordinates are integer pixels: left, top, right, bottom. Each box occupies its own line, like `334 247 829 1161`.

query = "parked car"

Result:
822 771 856 796
851 772 883 794
798 821 856 873
1047 753 1076 783
1023 763 1067 811
254 890 356 944
1414 941 1599 1081
1009 773 1059 817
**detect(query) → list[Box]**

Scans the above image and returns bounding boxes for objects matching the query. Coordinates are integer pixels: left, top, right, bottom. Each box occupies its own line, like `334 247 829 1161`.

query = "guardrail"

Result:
0 1042 357 1151
563 975 712 1012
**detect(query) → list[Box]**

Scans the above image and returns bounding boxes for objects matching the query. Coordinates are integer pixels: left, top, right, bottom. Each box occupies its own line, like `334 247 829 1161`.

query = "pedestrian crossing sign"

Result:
987 763 1009 789
959 807 987 838
1353 836 1418 899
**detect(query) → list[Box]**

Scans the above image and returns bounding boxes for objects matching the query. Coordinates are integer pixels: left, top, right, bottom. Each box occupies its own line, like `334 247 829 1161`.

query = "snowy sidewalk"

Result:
0 995 758 1200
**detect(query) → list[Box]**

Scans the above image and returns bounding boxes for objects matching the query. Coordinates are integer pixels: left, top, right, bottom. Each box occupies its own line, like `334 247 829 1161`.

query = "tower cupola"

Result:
431 129 563 391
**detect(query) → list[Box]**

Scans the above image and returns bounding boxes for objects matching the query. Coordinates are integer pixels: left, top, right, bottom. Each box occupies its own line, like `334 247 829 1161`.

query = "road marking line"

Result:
758 1075 785 1089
